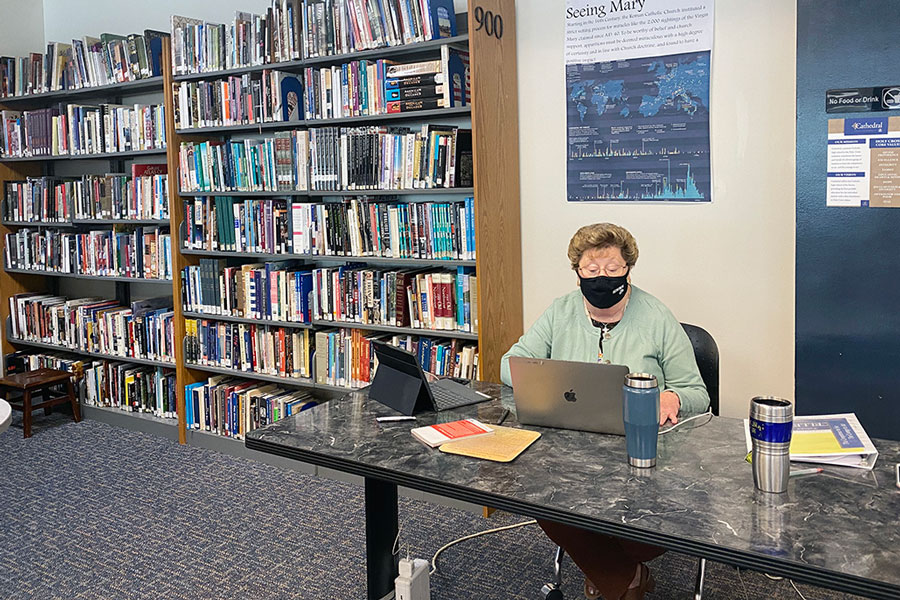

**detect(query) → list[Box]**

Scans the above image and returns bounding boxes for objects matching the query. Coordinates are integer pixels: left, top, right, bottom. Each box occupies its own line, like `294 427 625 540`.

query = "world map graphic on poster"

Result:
566 51 711 202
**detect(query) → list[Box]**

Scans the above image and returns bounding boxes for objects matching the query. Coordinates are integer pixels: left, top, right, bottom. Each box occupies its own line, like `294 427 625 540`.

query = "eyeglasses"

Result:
577 263 628 278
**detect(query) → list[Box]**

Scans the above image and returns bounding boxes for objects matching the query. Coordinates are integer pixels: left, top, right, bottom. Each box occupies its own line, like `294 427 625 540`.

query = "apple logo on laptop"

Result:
564 389 577 402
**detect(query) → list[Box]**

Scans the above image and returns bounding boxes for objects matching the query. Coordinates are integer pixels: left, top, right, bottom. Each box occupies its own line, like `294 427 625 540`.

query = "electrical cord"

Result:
790 579 809 600
659 409 714 435
430 519 538 575
763 573 808 599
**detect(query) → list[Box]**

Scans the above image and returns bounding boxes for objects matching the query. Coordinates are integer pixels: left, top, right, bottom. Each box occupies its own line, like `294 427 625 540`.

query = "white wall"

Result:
0 0 45 54
516 0 797 418
42 0 272 41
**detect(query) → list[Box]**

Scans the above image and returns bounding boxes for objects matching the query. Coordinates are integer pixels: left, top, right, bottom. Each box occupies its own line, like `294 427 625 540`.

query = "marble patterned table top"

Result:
246 383 900 599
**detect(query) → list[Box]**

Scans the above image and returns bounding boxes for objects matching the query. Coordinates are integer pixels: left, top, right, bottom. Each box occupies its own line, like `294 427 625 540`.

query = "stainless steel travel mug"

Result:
623 373 660 468
749 396 793 493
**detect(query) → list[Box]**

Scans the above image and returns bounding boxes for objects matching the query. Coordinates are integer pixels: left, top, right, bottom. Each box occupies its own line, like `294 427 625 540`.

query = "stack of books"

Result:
5 226 172 280
0 102 167 158
82 362 177 417
75 165 169 220
392 333 478 379
182 259 314 323
308 124 472 190
171 4 302 76
302 0 458 57
9 293 176 364
183 197 292 253
184 376 316 439
178 132 309 192
0 30 169 98
290 197 476 259
173 71 302 129
310 265 477 333
4 177 74 223
185 317 314 379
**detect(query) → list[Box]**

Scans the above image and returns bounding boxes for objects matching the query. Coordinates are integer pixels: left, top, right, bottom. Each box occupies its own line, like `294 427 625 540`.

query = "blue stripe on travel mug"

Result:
749 419 793 444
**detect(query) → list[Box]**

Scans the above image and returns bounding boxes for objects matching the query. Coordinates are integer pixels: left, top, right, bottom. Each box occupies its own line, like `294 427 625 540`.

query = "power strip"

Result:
394 557 430 600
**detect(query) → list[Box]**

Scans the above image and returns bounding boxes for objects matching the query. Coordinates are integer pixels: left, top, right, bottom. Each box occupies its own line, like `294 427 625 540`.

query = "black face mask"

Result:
579 271 629 309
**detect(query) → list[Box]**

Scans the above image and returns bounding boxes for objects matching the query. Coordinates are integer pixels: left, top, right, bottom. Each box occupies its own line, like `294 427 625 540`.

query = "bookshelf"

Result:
167 0 521 443
1 0 522 447
0 63 176 434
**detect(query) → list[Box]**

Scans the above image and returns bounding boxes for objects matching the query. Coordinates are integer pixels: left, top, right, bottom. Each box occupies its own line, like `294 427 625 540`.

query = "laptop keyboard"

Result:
430 379 490 411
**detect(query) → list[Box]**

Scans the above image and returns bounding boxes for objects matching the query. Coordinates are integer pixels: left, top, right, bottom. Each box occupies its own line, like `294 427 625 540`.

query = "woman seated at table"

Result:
500 222 709 600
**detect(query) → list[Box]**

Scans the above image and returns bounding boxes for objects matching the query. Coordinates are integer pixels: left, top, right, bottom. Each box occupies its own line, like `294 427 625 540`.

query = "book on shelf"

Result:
183 197 293 253
0 30 169 99
184 316 314 379
4 177 72 223
390 333 478 379
290 197 476 259
178 132 308 192
411 418 493 448
182 196 474 260
301 47 467 121
310 265 477 333
3 351 177 418
309 124 472 190
302 0 458 58
184 376 316 439
8 293 176 364
171 3 302 76
304 58 392 119
4 170 168 223
312 327 477 386
743 413 879 470
182 259 314 323
173 70 303 129
314 326 382 387
0 102 166 158
4 226 172 280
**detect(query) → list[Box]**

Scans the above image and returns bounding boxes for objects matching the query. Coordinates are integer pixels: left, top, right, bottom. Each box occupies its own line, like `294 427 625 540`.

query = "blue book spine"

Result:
361 61 369 114
184 384 194 428
300 271 313 321
466 197 474 259
456 266 464 330
428 0 458 38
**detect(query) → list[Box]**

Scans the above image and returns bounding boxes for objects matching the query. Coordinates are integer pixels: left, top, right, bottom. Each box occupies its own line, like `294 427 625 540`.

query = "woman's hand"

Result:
660 390 680 426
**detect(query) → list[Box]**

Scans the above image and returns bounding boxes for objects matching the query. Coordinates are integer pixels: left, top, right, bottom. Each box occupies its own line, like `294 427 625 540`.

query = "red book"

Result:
411 419 494 448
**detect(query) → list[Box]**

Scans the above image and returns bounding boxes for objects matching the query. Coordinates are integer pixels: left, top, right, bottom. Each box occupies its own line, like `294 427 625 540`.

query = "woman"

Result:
500 223 709 600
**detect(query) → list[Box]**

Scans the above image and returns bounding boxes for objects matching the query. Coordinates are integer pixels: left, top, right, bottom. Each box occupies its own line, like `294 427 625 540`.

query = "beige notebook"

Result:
439 425 541 462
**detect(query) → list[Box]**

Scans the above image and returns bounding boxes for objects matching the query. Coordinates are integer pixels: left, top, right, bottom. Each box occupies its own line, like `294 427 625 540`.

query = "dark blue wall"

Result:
797 0 900 440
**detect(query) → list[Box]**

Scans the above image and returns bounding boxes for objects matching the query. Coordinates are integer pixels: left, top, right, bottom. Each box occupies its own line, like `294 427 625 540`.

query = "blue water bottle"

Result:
623 373 660 468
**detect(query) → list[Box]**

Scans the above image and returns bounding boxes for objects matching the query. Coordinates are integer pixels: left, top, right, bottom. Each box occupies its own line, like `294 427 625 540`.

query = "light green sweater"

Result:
500 286 710 417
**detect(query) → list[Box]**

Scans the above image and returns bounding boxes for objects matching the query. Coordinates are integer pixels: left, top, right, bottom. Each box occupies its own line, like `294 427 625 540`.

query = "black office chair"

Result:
680 323 719 600
541 323 719 600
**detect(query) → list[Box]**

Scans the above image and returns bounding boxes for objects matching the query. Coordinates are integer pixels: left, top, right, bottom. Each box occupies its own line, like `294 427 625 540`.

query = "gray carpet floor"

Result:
0 412 865 600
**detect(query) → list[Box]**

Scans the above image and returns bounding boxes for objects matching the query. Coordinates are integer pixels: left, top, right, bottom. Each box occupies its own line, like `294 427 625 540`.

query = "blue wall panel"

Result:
797 0 900 439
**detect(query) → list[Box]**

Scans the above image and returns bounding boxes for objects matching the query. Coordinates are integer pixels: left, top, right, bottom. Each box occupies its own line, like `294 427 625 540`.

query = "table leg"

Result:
365 476 399 600
22 390 32 439
67 379 81 422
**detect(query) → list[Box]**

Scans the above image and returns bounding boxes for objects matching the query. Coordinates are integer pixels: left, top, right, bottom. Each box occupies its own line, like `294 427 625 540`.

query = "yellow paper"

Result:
790 432 864 455
439 425 541 462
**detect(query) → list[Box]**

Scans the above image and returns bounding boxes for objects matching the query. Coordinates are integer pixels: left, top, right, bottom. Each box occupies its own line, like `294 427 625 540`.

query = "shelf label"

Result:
474 6 504 40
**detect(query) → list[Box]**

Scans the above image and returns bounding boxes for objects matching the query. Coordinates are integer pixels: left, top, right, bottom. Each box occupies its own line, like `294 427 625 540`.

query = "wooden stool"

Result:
0 368 81 438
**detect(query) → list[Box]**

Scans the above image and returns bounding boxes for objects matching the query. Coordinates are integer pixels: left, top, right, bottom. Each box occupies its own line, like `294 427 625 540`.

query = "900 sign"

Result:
474 6 503 40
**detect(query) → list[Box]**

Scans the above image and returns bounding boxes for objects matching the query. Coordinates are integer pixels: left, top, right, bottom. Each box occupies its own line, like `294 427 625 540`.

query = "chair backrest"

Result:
681 323 719 416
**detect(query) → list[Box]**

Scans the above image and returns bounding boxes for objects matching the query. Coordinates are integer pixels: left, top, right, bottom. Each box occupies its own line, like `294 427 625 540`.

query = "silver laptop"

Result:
508 357 630 435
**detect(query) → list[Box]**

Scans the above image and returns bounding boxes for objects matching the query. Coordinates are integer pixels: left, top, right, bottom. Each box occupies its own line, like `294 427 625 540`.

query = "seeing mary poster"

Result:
565 1 714 202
